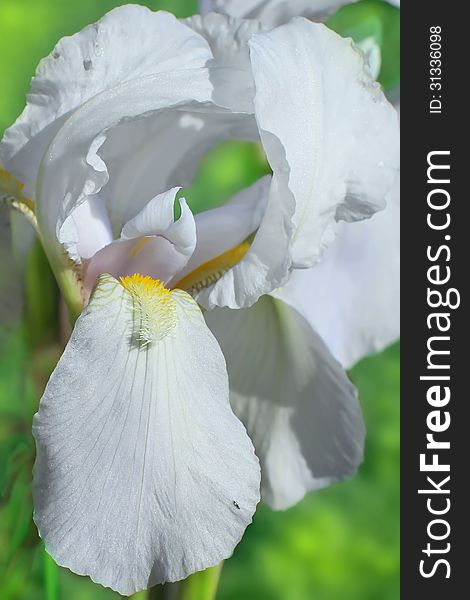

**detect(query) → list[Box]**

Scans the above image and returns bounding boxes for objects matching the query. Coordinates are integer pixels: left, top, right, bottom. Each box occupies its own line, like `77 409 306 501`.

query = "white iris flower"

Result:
0 5 399 596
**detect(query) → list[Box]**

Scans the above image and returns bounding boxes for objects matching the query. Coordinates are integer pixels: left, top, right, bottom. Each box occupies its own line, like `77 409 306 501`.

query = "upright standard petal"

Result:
185 12 265 110
0 7 212 197
275 176 400 368
199 0 357 27
205 295 364 510
249 19 399 268
187 12 265 72
102 110 258 235
35 63 290 311
35 67 215 262
33 274 260 595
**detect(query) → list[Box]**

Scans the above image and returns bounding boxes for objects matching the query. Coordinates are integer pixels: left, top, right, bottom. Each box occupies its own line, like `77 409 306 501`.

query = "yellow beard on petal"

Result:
120 274 177 344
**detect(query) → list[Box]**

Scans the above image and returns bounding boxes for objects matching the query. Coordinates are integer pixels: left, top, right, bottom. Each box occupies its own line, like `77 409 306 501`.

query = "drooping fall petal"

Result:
33 274 260 595
205 295 364 510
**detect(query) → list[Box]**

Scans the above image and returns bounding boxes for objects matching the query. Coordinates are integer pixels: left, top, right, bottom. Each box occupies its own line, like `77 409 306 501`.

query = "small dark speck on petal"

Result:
53 51 60 59
83 59 93 71
233 501 240 510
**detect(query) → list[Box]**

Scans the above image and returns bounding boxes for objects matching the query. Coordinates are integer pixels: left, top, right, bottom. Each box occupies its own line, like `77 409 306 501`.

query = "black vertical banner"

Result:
401 2 466 598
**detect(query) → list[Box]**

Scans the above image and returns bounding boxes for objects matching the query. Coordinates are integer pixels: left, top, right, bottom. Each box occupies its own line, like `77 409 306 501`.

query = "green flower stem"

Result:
147 564 223 600
42 543 60 600
24 240 59 346
53 263 83 326
38 232 84 326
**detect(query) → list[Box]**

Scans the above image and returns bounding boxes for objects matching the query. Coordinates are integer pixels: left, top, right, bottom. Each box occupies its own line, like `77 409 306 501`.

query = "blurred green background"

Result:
0 1 400 599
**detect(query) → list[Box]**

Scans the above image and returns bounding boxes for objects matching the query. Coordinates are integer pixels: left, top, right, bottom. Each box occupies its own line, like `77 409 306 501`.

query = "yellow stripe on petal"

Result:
174 242 250 295
120 274 177 344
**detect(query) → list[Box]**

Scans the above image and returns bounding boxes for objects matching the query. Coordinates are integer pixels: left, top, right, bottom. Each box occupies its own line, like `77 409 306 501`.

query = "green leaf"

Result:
0 430 33 501
0 456 35 567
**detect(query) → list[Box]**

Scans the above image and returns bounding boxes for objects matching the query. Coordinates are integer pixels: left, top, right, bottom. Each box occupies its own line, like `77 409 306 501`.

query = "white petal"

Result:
84 236 189 292
33 275 260 596
275 176 400 368
35 68 215 262
187 12 265 70
199 0 357 26
249 19 399 268
0 7 212 197
59 195 113 261
205 295 364 510
101 110 257 236
121 187 181 239
121 188 196 257
175 176 268 283
82 188 197 291
185 13 272 117
93 15 261 234
194 172 294 309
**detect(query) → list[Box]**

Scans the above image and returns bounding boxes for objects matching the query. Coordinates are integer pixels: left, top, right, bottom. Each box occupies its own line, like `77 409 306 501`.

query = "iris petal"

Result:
249 19 399 268
33 274 260 595
205 295 364 510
